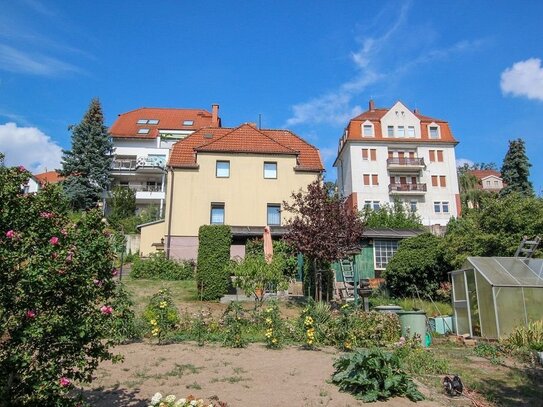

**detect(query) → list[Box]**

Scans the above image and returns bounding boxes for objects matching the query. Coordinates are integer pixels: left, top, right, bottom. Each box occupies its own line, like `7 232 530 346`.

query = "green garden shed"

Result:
451 257 543 339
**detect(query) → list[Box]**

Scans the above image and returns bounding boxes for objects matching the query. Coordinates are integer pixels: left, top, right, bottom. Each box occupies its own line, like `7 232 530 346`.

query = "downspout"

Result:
166 166 175 259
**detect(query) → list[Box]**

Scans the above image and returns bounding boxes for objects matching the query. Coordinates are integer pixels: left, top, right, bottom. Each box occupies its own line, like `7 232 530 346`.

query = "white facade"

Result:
335 102 460 226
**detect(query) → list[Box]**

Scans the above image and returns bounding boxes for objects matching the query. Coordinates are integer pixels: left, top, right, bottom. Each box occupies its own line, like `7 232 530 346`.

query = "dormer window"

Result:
428 123 440 139
362 121 374 137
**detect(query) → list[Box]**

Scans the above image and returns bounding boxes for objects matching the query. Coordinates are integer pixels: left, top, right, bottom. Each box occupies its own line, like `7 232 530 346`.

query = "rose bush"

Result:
0 164 121 406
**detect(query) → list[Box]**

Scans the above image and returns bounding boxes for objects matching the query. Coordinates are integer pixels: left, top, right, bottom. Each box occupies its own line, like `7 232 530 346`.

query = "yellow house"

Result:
139 123 323 259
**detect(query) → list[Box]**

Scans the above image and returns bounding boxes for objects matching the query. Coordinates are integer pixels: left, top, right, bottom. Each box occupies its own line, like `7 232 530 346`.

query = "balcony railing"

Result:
111 156 166 171
112 185 163 193
387 157 425 166
388 183 427 193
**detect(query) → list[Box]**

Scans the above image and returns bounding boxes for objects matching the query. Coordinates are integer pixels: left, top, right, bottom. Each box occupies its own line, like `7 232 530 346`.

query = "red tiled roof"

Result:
109 107 217 139
469 170 502 180
34 170 63 184
345 102 457 144
169 123 323 171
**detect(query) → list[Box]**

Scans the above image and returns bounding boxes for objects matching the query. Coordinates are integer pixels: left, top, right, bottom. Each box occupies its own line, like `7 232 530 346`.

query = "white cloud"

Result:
0 122 62 173
501 58 543 101
456 158 474 168
0 44 81 76
284 3 482 128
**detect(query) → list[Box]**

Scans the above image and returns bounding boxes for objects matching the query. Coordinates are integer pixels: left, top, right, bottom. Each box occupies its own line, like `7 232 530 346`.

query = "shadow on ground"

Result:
476 365 543 406
80 385 147 407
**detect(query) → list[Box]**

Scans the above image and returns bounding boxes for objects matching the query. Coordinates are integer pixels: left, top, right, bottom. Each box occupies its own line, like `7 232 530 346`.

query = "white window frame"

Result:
374 239 399 270
137 128 150 134
264 162 277 179
387 125 394 137
362 120 374 137
397 126 405 138
216 161 230 178
407 126 415 137
183 120 194 126
428 122 441 139
267 204 281 226
210 203 225 224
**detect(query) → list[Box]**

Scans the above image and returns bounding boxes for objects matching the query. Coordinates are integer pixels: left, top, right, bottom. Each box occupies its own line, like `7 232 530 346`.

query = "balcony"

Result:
109 185 165 201
387 157 425 172
111 156 166 172
388 183 427 195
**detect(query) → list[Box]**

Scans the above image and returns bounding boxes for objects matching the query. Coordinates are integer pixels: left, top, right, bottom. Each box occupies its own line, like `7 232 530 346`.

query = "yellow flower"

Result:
159 301 167 309
272 338 278 344
265 318 272 324
150 319 157 325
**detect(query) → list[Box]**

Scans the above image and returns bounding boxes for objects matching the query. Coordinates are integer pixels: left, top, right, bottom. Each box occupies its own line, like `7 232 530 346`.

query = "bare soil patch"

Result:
85 342 448 407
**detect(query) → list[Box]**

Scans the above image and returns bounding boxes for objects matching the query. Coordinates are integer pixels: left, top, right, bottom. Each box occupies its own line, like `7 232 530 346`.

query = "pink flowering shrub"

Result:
0 165 121 406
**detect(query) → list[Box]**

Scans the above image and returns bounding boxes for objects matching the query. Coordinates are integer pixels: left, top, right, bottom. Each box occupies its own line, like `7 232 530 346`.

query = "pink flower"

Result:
111 268 118 277
5 230 15 239
93 279 102 286
26 310 36 319
60 228 68 236
49 236 59 245
100 305 113 315
17 165 25 172
40 212 53 218
65 251 73 262
59 377 71 387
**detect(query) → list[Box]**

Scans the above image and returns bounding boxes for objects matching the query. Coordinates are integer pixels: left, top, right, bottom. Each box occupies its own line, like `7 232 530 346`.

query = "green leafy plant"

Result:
394 336 449 374
245 238 298 278
332 348 425 403
221 302 247 348
104 283 142 343
0 164 121 405
196 225 232 300
228 254 288 302
504 320 543 351
473 342 503 365
131 252 194 280
143 289 180 344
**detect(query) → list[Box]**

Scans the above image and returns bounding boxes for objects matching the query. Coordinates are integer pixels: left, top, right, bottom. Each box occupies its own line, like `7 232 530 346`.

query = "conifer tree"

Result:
60 98 112 210
500 138 533 197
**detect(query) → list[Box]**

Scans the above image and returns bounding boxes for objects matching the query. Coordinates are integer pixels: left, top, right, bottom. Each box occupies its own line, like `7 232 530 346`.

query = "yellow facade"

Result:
138 220 165 256
166 152 319 236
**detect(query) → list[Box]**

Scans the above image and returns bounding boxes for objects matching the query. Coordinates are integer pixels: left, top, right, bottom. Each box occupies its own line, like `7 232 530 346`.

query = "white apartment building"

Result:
109 105 220 216
334 101 460 226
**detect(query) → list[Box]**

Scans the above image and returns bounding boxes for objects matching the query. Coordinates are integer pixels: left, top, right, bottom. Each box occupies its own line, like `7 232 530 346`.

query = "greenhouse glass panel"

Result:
475 270 497 338
466 269 481 336
495 287 526 337
523 288 543 321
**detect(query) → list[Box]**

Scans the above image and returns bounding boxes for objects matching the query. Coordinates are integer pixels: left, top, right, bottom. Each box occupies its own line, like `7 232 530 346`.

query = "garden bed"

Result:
84 342 444 407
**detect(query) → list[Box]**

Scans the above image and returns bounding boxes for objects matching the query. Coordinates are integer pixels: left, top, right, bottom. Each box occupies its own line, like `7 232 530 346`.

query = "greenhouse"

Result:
451 257 543 339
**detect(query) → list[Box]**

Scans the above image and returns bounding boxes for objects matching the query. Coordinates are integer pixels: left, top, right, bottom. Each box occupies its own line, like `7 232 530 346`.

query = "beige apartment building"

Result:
139 123 323 259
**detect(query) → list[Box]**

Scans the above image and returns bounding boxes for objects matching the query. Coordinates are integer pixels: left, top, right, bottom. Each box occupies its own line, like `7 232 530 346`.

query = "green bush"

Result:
196 225 232 300
131 252 194 280
383 233 452 298
222 302 248 348
104 283 142 343
143 289 180 344
504 320 543 351
394 337 449 374
332 348 425 402
0 164 121 406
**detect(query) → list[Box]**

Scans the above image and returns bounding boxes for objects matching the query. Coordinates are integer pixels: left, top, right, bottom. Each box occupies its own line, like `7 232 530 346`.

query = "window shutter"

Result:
429 150 435 162
431 175 438 187
371 174 379 185
437 150 444 162
440 176 446 187
363 174 370 185
362 149 368 159
370 149 377 161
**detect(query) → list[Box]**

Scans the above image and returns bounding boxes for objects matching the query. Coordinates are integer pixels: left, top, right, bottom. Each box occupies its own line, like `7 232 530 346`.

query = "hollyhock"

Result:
49 236 59 245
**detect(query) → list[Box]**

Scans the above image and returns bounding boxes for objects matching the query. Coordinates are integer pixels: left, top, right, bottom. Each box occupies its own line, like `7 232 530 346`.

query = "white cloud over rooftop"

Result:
501 58 543 101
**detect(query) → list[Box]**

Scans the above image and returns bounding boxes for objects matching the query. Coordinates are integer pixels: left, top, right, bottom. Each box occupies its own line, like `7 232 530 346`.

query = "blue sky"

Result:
0 0 542 193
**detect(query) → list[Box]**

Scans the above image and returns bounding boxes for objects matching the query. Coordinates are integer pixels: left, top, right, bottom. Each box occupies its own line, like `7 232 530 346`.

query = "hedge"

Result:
130 252 194 280
196 225 232 300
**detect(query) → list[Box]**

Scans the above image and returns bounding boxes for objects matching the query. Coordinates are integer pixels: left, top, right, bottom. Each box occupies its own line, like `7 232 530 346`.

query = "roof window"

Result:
137 119 148 124
137 128 150 134
183 120 194 126
148 119 159 125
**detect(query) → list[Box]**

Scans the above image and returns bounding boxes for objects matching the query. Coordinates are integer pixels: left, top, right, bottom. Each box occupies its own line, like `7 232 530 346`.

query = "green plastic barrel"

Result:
397 310 427 347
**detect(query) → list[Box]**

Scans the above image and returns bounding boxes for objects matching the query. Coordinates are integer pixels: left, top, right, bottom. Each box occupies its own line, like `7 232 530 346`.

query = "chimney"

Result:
369 99 375 111
414 108 419 114
211 104 219 127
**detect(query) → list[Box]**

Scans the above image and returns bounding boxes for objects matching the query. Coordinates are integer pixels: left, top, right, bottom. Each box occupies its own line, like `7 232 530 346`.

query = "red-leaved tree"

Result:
283 179 364 300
